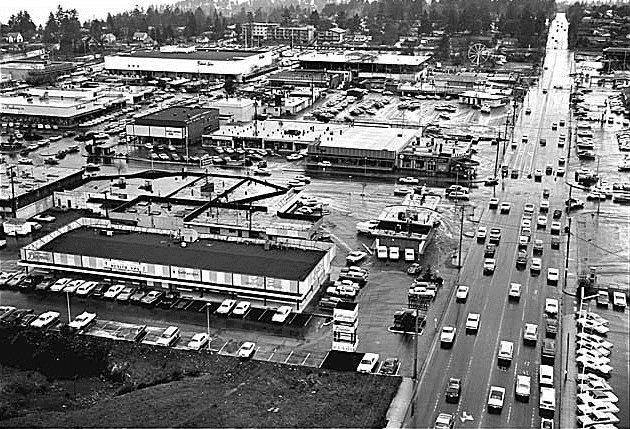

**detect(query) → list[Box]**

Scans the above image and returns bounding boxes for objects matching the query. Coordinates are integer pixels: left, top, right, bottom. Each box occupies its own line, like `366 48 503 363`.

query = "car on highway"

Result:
487 386 505 413
498 341 513 363
232 301 251 317
537 215 547 228
524 203 535 216
434 413 454 429
187 333 210 350
379 358 400 376
545 298 559 317
515 375 531 402
445 378 461 403
476 226 487 241
523 323 538 345
551 237 561 249
540 200 550 212
488 228 501 244
516 250 528 269
356 353 380 373
509 283 522 301
547 268 559 285
483 258 496 275
534 169 543 181
533 239 544 255
216 299 237 315
500 202 511 214
484 244 496 258
489 198 499 209
237 341 256 358
539 364 554 387
530 257 542 274
545 317 558 338
518 235 529 249
440 326 456 348
465 313 480 334
521 217 532 230
455 285 469 302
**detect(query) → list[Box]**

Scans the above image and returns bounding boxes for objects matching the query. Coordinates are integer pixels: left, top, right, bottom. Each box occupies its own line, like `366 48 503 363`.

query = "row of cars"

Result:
0 271 295 324
573 310 621 428
0 305 257 358
319 265 369 309
435 287 561 428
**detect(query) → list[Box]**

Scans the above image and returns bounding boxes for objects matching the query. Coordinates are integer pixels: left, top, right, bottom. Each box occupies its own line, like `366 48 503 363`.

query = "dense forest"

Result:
2 0 556 53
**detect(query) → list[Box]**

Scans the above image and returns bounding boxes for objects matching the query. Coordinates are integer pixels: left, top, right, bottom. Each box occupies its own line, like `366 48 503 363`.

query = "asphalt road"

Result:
412 13 572 429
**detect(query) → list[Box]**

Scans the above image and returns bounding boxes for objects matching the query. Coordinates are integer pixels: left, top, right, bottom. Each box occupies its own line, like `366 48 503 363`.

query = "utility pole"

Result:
458 205 465 269
7 165 17 217
563 217 572 293
596 156 601 216
413 308 419 380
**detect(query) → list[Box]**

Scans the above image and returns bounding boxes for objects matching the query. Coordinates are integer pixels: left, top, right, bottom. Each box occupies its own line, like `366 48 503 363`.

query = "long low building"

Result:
298 51 430 78
104 48 274 82
20 218 335 311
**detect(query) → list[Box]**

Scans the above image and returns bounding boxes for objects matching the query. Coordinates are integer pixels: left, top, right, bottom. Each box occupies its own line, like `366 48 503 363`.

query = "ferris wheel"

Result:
467 43 492 66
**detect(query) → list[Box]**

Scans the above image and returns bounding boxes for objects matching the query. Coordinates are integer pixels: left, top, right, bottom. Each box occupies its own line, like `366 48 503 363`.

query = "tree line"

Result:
2 0 555 53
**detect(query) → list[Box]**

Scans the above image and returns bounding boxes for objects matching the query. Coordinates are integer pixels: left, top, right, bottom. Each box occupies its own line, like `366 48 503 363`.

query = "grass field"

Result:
0 328 400 428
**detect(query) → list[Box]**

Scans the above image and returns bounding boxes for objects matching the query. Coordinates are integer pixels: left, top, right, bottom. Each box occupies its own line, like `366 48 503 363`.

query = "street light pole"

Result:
66 291 72 323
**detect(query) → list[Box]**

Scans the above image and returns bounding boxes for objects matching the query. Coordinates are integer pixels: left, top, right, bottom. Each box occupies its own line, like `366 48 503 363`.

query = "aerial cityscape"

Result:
0 0 628 428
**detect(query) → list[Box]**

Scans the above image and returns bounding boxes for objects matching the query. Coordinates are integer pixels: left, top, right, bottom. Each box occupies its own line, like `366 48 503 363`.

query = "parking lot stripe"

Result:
301 353 310 366
284 350 294 364
217 341 229 354
268 352 274 361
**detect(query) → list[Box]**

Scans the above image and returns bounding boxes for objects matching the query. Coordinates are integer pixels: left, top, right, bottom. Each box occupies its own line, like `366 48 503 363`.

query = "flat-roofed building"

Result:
126 106 219 149
104 49 274 82
0 87 126 127
298 51 430 78
0 166 84 219
20 217 335 311
242 23 315 46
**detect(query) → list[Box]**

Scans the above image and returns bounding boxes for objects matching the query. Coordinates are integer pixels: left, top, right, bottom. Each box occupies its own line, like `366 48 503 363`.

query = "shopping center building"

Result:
20 217 335 311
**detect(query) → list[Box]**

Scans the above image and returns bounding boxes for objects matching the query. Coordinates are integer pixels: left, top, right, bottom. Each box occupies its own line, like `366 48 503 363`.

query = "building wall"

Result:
104 52 273 81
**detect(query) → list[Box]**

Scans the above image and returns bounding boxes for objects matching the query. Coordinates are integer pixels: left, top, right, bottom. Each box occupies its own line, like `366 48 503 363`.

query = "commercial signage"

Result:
105 259 143 274
266 278 293 293
241 275 264 289
165 127 184 139
170 266 201 282
25 250 54 264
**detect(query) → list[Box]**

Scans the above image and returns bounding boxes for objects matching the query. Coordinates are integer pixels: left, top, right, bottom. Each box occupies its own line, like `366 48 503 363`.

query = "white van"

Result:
389 247 400 261
539 387 556 413
498 341 514 362
156 326 180 347
377 246 388 259
539 364 554 387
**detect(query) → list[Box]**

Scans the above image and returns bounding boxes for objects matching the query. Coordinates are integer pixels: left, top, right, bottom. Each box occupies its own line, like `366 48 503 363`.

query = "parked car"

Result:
357 353 380 373
237 341 256 358
187 333 210 350
216 299 237 315
68 312 96 331
30 311 60 329
271 306 292 323
379 358 399 376
140 290 164 307
103 284 126 300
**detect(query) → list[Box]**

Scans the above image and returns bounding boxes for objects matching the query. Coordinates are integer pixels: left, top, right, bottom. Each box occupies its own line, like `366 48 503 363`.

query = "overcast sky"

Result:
1 0 174 26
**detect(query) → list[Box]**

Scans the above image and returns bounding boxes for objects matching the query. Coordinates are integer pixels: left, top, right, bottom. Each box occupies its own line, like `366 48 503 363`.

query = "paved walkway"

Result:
560 310 577 429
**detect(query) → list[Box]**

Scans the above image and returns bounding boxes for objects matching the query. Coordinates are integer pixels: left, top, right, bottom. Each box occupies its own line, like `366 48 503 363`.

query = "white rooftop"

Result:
299 51 430 67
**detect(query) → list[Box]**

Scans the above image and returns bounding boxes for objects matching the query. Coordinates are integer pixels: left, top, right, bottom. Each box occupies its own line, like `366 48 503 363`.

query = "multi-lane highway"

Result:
413 13 573 429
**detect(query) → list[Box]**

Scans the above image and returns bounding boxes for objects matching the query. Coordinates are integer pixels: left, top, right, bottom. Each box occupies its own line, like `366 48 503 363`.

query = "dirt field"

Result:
0 327 400 428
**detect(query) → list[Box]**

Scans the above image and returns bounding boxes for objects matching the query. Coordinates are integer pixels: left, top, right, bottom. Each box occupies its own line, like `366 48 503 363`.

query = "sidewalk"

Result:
560 311 577 429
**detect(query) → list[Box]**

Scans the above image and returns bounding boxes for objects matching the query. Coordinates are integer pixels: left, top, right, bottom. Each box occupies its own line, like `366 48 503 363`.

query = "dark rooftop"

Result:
136 106 218 128
41 227 325 281
125 50 263 61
